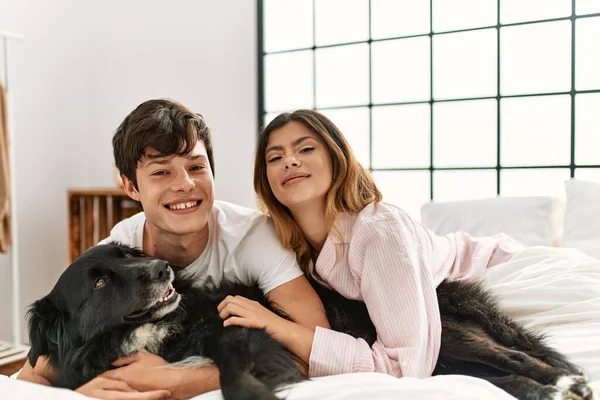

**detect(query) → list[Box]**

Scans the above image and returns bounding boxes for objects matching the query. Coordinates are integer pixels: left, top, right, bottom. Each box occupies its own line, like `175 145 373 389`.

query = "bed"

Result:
2 244 599 399
2 181 599 399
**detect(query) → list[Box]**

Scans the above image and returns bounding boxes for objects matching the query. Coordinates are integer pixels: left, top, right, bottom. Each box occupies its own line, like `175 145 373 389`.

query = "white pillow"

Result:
563 179 600 259
420 196 564 247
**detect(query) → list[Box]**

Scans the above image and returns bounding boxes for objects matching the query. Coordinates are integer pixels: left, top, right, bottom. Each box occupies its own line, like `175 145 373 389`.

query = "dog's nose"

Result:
149 260 171 282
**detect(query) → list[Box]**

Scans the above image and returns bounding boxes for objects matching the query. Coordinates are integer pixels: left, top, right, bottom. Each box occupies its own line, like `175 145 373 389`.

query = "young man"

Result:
17 99 329 400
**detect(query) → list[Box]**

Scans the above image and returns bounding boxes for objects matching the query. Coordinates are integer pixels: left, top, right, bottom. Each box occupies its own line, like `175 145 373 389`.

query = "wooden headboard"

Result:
67 188 140 263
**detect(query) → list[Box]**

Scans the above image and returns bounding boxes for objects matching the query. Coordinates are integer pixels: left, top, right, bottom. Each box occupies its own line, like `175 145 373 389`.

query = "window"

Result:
258 0 600 219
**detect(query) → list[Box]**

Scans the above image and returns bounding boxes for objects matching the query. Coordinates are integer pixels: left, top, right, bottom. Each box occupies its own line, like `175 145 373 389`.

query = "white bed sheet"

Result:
483 246 600 396
2 246 599 399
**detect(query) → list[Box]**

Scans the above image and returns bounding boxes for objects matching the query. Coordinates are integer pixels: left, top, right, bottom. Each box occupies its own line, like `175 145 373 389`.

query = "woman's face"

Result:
265 121 333 212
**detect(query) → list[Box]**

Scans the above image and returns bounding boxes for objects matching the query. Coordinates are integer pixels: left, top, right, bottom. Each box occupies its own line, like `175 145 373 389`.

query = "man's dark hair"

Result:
112 98 215 189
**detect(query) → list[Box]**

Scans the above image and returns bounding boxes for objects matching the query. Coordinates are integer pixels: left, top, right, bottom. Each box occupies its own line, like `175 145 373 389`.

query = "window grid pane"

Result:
501 0 571 24
372 37 431 104
315 44 370 108
434 99 497 168
259 3 594 210
372 104 431 169
501 95 571 167
433 29 497 100
434 170 498 202
433 0 498 33
501 21 571 96
372 170 431 221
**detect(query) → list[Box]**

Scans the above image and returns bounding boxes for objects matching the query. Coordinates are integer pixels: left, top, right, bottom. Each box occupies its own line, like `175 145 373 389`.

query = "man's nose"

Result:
172 171 195 191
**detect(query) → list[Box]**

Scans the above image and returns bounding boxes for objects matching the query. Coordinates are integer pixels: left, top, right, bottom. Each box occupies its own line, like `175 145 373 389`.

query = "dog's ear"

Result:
26 296 68 368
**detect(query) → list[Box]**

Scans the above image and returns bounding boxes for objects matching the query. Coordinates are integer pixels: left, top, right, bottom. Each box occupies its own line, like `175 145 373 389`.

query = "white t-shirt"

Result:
98 200 303 294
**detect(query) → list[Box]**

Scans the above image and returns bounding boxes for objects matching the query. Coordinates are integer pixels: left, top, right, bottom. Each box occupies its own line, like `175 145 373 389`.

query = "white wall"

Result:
0 0 92 343
0 0 258 343
84 0 259 205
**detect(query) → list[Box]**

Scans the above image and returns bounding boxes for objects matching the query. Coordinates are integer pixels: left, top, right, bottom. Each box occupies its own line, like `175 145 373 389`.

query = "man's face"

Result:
122 141 215 236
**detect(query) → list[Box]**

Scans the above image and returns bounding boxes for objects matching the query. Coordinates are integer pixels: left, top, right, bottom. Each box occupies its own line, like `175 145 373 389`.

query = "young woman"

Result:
217 109 523 379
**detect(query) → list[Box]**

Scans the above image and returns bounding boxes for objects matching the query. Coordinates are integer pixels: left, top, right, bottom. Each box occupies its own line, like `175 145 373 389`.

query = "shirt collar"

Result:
330 211 357 244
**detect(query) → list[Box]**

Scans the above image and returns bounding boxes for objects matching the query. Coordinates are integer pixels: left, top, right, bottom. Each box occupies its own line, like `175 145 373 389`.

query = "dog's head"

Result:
27 242 181 368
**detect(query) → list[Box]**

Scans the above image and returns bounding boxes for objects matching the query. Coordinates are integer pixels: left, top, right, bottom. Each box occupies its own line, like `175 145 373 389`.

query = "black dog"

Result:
27 242 305 400
312 279 594 400
28 242 594 400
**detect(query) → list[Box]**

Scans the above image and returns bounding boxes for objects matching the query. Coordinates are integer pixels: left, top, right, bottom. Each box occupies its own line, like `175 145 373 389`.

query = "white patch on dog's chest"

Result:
121 323 171 355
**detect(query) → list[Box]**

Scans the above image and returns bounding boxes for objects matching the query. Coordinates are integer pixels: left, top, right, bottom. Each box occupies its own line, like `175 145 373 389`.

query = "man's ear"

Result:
26 296 68 368
121 174 140 201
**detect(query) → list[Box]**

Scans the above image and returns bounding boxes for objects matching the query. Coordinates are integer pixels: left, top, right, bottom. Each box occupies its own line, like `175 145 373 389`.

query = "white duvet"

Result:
2 246 599 400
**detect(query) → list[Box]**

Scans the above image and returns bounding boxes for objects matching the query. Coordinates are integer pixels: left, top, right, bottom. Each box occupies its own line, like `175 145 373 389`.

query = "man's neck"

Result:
290 201 332 256
142 222 209 269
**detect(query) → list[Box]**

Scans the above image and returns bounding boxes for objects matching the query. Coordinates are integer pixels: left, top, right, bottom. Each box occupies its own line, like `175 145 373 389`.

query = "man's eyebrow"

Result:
142 153 170 167
265 136 313 154
143 153 207 167
146 152 167 160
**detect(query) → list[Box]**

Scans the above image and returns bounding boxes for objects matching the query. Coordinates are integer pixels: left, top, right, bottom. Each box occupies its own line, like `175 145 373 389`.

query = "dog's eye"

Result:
94 278 108 289
125 252 133 258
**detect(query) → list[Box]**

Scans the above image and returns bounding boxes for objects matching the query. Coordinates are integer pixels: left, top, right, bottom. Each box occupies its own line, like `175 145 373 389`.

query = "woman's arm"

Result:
308 207 523 378
265 275 330 331
308 213 442 378
218 293 318 369
439 231 524 282
220 213 441 379
218 275 329 372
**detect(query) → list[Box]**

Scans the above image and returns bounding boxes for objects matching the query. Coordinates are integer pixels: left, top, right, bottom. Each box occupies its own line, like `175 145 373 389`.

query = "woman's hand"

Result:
217 295 288 337
218 295 316 370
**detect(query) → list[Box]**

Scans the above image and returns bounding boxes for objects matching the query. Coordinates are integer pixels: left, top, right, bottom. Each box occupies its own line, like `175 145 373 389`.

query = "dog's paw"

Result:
555 375 594 400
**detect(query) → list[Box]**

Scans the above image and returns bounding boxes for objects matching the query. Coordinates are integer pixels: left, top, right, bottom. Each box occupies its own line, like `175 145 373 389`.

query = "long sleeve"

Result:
430 229 525 283
309 212 441 379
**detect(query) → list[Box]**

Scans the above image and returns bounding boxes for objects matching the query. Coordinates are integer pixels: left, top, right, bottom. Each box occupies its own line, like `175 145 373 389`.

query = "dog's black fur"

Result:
28 242 594 400
311 280 594 400
27 242 305 400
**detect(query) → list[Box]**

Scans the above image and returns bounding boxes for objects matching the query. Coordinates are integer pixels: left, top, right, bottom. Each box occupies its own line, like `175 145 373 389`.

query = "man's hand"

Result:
75 376 171 400
16 356 57 386
100 351 220 400
100 352 173 393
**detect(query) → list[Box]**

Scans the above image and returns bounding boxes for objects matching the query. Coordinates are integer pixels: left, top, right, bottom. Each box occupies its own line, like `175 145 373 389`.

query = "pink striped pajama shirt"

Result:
307 201 524 379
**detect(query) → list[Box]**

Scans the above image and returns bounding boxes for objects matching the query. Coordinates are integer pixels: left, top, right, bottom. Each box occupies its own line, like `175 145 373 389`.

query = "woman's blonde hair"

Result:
254 109 382 272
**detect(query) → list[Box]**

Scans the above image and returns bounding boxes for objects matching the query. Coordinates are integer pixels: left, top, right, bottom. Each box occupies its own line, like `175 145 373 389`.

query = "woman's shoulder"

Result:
336 202 419 247
355 201 414 226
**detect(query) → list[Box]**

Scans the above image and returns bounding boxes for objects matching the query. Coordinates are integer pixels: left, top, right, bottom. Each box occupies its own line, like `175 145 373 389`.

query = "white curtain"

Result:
0 82 11 253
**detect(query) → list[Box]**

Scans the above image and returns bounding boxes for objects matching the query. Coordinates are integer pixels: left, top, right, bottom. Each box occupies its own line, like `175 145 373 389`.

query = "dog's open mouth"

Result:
125 283 180 322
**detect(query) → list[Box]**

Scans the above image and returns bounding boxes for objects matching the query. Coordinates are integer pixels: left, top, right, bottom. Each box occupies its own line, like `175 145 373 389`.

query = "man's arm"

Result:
16 358 54 386
100 352 220 400
17 356 177 400
166 365 220 400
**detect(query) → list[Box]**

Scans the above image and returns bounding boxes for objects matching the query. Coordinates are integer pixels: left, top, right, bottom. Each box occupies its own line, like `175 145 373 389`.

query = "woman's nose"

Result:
284 156 300 169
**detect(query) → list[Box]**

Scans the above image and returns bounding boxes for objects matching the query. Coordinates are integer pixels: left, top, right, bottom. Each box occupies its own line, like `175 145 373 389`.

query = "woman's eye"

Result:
190 165 205 171
152 170 168 176
94 278 108 290
267 156 282 163
300 147 315 153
